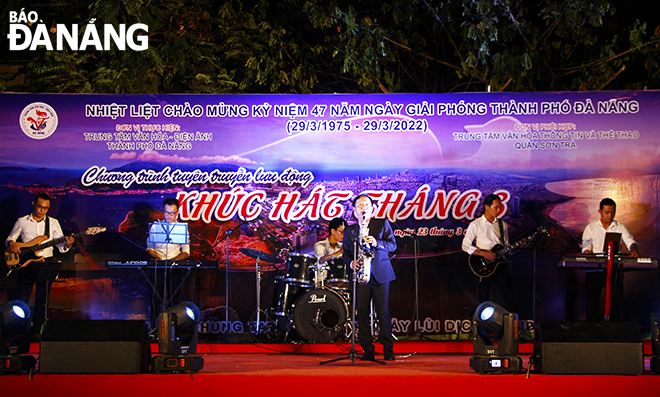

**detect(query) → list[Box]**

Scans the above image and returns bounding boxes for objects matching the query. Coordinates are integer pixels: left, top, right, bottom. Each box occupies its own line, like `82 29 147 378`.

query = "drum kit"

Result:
239 248 351 343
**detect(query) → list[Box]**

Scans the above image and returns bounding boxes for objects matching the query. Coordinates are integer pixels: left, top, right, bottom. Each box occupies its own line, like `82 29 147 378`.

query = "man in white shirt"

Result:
5 193 74 335
147 198 190 261
314 217 346 264
462 193 517 312
581 198 638 321
146 198 190 321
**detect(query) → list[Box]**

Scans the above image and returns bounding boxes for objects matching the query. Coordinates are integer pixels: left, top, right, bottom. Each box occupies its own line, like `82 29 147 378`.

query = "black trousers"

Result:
585 269 624 321
477 260 517 313
356 280 393 354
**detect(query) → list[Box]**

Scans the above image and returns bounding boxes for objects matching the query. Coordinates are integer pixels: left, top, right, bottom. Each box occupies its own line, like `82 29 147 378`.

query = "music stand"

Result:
34 261 62 333
602 232 622 255
147 222 189 314
391 223 437 342
203 221 243 337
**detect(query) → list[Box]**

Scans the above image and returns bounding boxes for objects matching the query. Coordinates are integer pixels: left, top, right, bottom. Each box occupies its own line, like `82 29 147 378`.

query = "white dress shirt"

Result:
581 220 636 254
461 215 509 255
314 238 341 263
5 214 70 258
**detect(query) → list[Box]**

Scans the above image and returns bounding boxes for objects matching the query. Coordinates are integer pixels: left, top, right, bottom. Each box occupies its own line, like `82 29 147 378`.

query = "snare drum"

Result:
270 276 306 317
325 257 349 290
284 253 317 286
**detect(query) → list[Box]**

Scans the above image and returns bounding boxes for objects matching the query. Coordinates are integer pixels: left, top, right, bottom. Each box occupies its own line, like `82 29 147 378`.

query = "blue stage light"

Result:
1 300 31 334
480 306 494 321
12 305 26 319
156 301 201 355
1 300 32 358
471 301 522 373
185 306 196 321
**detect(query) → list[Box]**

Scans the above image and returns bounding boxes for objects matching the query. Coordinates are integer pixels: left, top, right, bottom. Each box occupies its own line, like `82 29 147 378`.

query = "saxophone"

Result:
356 219 374 284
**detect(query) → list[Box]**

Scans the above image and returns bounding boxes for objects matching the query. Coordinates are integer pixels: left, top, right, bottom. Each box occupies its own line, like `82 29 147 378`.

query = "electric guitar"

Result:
5 225 106 271
468 226 546 278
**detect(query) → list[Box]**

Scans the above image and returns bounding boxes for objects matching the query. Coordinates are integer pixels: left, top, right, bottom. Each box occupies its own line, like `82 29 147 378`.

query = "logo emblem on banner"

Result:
19 102 58 139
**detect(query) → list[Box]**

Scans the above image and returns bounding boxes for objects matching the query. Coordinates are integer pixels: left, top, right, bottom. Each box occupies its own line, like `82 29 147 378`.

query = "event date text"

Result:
286 118 428 134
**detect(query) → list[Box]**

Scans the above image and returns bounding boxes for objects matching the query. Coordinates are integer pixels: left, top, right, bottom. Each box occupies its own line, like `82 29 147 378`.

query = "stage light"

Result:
1 300 36 374
480 306 494 321
152 301 204 374
474 301 509 339
1 301 30 333
470 301 522 374
156 301 201 355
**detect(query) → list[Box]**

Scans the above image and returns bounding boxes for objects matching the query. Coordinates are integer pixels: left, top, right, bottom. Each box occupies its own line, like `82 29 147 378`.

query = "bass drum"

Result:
293 288 348 343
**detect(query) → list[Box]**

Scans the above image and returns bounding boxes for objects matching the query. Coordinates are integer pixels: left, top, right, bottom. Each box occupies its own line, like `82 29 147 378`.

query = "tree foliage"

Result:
1 0 658 93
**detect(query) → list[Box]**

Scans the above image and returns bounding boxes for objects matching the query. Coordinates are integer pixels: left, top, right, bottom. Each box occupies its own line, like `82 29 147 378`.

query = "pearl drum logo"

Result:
19 102 59 139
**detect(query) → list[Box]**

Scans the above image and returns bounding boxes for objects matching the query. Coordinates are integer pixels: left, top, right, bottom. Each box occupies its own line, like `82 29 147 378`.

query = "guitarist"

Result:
461 193 517 313
5 193 74 337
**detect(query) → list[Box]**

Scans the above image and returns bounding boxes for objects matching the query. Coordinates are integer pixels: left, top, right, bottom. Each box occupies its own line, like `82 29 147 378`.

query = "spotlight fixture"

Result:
151 301 204 373
0 301 36 374
470 301 522 374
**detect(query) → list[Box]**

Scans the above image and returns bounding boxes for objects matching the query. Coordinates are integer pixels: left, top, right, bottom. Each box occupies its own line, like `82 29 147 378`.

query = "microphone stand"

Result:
204 220 244 331
162 225 171 315
393 223 438 342
321 222 384 365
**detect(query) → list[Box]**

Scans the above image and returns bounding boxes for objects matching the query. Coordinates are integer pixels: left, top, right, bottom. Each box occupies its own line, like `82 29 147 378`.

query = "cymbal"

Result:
238 248 282 263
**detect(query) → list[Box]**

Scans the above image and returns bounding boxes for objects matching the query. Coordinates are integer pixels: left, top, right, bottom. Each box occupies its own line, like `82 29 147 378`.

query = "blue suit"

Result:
343 218 397 355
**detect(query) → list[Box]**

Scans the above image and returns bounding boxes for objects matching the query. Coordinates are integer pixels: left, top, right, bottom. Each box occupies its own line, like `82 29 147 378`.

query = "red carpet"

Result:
4 341 660 396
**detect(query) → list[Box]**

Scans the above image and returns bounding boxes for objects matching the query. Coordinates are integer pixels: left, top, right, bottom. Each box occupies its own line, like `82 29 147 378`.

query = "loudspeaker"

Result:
533 321 643 374
40 320 151 374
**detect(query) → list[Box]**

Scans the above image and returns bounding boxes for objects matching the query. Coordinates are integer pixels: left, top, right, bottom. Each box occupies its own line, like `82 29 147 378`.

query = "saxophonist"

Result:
343 194 397 361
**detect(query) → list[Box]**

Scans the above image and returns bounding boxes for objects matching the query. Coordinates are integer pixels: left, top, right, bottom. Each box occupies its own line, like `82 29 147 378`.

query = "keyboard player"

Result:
581 198 639 321
146 198 190 322
147 198 190 262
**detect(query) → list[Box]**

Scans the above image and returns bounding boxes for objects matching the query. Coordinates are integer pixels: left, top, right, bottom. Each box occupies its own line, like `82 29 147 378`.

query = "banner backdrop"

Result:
1 91 659 338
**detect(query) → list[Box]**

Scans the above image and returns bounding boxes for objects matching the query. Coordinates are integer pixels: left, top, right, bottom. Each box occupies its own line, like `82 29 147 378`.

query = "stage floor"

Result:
5 341 660 397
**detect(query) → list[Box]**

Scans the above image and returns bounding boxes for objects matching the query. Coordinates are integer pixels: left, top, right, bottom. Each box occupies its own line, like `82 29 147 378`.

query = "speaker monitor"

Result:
40 320 151 374
533 321 643 375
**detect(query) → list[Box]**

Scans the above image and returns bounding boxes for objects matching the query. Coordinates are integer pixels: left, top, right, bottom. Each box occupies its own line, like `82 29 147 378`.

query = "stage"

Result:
4 341 660 396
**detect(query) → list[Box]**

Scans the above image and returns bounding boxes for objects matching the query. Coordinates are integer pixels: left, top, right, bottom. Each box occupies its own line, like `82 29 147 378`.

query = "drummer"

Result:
314 217 347 264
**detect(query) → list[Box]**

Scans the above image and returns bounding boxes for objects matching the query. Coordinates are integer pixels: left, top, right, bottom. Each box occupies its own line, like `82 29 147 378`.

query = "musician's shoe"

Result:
384 351 395 361
360 351 375 361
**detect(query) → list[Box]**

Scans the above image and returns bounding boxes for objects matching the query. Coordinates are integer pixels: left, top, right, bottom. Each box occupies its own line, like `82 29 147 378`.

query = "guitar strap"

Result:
44 215 50 239
498 218 505 245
